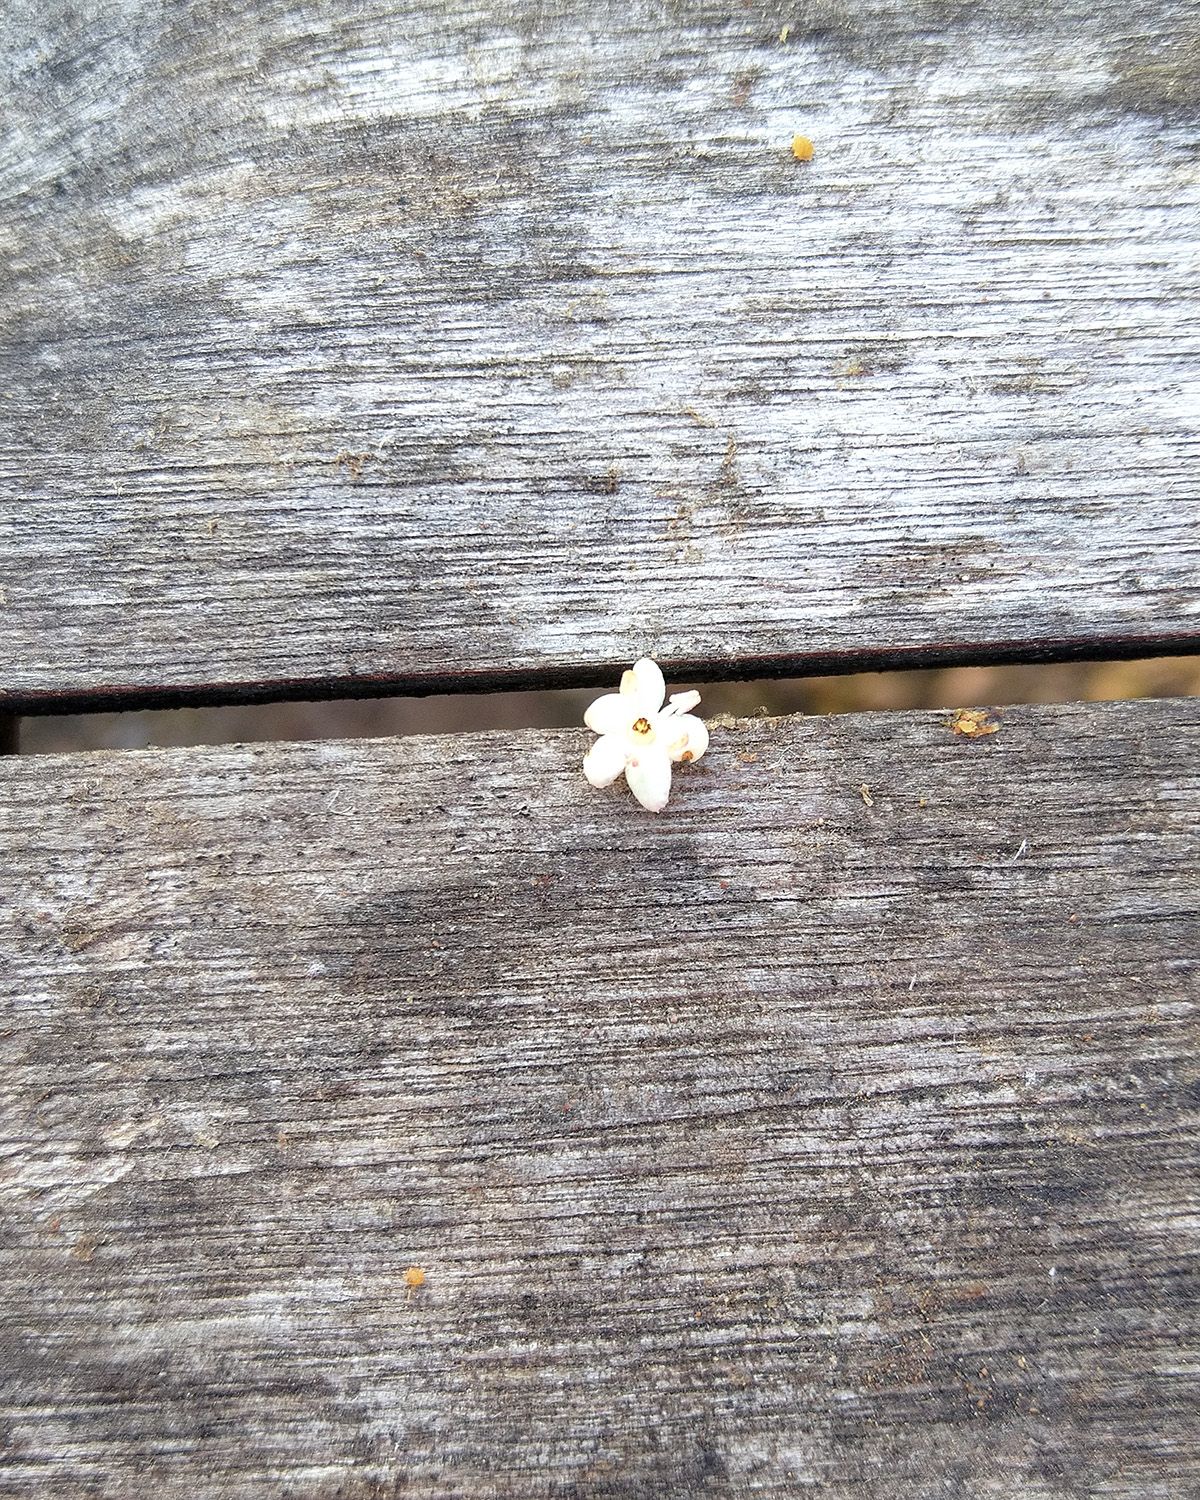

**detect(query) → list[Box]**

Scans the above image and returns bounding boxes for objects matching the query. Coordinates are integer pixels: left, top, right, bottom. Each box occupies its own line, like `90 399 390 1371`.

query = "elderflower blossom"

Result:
582 657 709 812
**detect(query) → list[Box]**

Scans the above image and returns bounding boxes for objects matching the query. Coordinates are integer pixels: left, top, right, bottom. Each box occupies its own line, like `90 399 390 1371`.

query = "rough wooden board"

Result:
1 697 1197 1497
2 1 1200 709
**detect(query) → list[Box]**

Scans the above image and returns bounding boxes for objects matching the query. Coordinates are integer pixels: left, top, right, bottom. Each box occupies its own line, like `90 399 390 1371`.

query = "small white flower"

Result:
582 657 710 812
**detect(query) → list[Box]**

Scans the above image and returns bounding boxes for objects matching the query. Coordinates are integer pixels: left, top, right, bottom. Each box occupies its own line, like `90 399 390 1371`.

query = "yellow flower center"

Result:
632 716 652 737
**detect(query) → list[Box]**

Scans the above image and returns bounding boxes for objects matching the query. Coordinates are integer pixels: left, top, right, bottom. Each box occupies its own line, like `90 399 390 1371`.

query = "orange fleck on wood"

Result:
404 1266 426 1290
949 708 1000 738
791 134 814 162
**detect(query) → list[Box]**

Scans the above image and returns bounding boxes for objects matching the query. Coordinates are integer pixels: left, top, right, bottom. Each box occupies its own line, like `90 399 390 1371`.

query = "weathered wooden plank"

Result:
1 697 1197 1496
2 2 1199 710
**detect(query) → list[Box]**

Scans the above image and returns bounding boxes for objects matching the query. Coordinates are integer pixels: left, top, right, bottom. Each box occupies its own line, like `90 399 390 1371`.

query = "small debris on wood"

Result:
949 708 1000 738
404 1266 427 1300
665 502 695 535
731 67 759 107
791 134 814 161
859 783 875 806
335 450 372 479
716 434 739 490
583 466 621 495
71 1235 99 1263
779 24 791 43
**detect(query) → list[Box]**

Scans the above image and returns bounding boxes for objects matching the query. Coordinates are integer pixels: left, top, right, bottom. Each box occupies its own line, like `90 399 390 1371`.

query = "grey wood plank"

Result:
1 697 1197 1497
2 1 1200 710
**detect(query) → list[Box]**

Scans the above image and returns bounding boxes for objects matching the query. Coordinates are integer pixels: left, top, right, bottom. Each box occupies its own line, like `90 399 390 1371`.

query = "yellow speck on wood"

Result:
859 784 874 806
404 1266 426 1292
779 24 791 43
791 134 814 162
949 708 1000 738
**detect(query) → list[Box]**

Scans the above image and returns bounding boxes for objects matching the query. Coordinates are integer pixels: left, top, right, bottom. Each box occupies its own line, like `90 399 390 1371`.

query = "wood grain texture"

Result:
1 697 1197 1497
2 1 1200 710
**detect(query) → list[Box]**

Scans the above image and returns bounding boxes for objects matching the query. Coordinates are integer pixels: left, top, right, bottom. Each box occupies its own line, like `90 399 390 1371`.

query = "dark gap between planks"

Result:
7 630 1200 719
11 655 1199 755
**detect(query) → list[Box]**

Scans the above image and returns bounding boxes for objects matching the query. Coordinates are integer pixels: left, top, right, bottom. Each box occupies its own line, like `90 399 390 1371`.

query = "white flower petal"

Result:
629 657 666 711
619 669 639 696
583 734 628 788
625 746 672 812
664 713 709 763
584 693 635 736
667 690 701 715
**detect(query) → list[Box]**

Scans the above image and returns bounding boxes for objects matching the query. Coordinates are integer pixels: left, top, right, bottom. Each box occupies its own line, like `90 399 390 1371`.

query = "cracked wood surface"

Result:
2 0 1200 710
1 698 1197 1496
